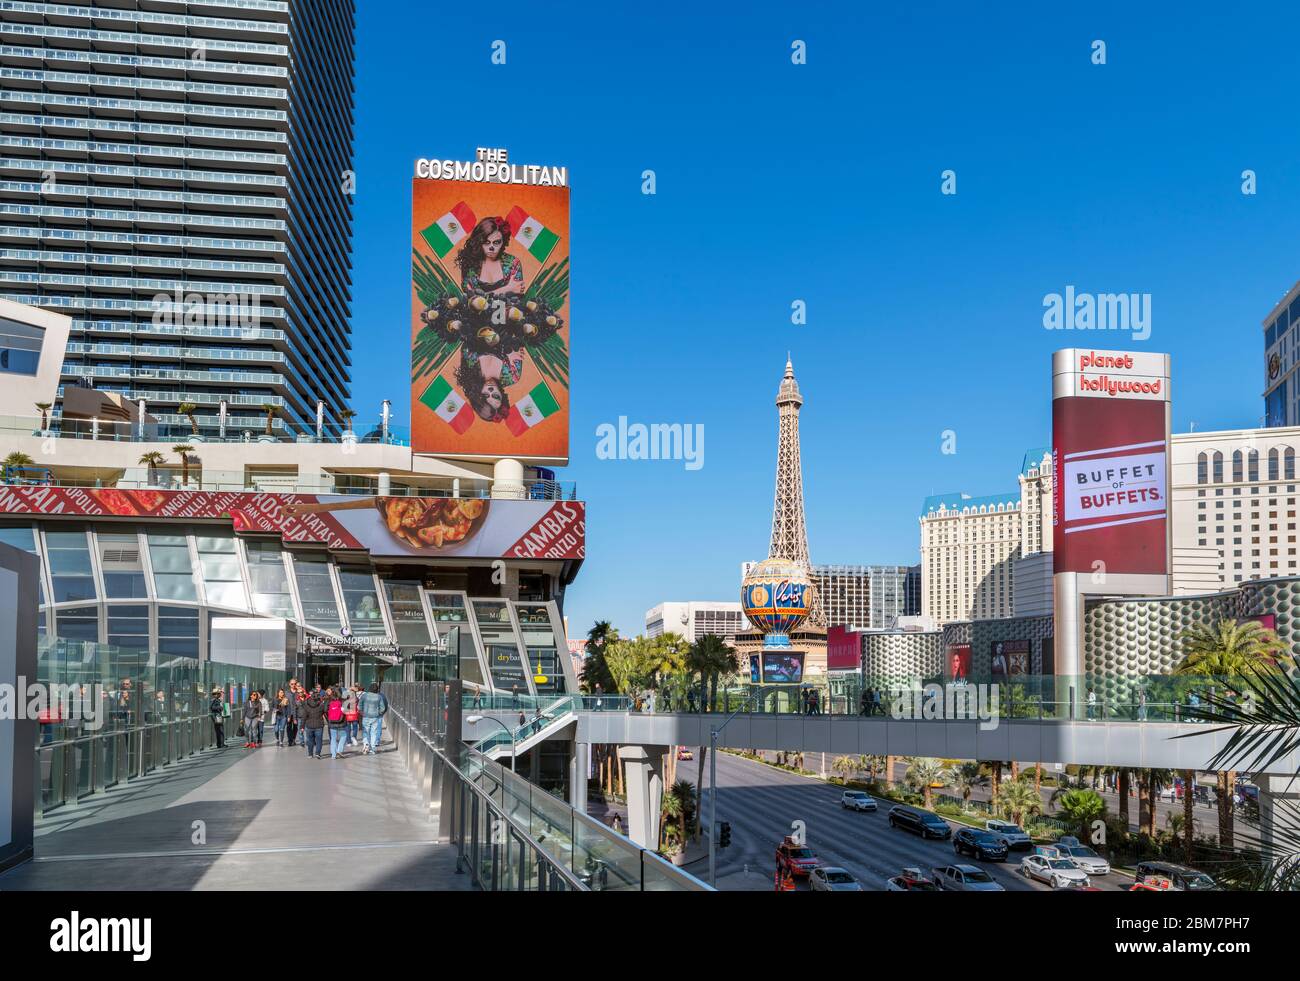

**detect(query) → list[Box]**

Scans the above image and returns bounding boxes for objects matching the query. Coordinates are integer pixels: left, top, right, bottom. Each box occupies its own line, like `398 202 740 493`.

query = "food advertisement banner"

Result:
411 174 570 462
0 487 584 560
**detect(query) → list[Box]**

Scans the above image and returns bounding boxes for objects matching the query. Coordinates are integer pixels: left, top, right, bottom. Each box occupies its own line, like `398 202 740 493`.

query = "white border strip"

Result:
1063 440 1167 461
1063 512 1165 534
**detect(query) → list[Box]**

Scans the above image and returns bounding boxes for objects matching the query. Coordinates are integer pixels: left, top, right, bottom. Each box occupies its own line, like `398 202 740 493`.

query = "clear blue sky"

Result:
350 2 1300 639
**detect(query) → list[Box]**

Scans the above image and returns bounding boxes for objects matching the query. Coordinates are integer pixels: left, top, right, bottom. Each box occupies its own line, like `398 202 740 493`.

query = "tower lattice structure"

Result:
767 358 825 626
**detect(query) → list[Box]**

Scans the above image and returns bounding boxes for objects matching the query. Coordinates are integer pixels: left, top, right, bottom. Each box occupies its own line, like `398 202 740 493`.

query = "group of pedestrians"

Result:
858 687 886 716
208 678 389 760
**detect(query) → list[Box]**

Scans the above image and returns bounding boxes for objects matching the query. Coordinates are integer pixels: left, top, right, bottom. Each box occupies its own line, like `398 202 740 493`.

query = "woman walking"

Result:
242 690 262 749
256 690 270 746
273 689 289 747
326 687 349 760
209 687 226 749
343 684 361 748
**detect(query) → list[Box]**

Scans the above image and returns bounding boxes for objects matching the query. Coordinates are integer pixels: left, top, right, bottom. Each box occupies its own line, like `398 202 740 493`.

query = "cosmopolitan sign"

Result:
1052 348 1171 576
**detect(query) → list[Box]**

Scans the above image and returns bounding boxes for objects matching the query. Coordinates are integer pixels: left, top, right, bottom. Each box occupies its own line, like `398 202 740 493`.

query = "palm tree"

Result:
261 403 279 437
1118 769 1131 830
138 451 165 486
1141 768 1175 837
667 778 695 846
339 408 357 435
172 445 194 486
690 634 737 713
1165 811 1187 842
3 450 35 471
903 757 950 810
177 401 200 436
831 755 859 784
1182 769 1196 863
579 620 618 694
861 755 887 784
997 778 1043 827
34 402 51 432
1177 618 1290 679
1051 788 1106 842
950 762 988 808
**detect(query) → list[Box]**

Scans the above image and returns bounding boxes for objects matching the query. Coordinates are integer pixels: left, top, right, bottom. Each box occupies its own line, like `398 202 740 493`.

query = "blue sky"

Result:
350 2 1300 638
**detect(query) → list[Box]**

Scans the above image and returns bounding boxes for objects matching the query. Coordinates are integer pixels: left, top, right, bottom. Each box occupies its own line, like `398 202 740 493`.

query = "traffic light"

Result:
718 821 731 848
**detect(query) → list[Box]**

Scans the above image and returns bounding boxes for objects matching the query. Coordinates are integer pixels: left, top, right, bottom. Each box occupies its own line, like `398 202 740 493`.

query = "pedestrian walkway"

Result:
0 736 470 891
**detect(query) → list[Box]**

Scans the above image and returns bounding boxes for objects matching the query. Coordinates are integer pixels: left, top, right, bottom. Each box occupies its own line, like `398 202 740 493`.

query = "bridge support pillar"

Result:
570 742 589 812
618 744 668 849
1257 773 1300 862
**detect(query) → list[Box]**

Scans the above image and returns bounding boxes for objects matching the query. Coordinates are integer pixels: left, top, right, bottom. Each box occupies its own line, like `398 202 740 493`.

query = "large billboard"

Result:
411 151 570 463
0 487 584 560
1052 350 1170 576
826 625 862 671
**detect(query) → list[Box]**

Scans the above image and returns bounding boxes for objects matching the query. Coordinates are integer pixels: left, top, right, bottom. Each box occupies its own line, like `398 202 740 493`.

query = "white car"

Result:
932 864 1006 892
1020 854 1090 889
840 790 877 812
1056 837 1110 875
985 819 1032 850
809 866 862 891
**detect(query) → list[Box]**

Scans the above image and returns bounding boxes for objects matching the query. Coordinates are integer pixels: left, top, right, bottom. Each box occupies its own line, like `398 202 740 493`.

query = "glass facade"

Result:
246 541 295 618
0 1 356 440
337 567 384 636
291 553 342 632
196 533 248 610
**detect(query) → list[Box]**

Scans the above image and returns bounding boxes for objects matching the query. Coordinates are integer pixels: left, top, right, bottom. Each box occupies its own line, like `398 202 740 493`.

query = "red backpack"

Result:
326 699 344 723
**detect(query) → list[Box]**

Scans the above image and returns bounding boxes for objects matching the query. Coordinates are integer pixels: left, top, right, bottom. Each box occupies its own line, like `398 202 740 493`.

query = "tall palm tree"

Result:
1177 618 1290 679
950 762 988 808
1051 788 1107 842
172 445 194 486
1182 769 1196 863
177 401 200 436
997 777 1043 827
261 402 279 437
903 757 950 810
861 755 887 783
1118 769 1131 830
138 450 165 486
660 779 695 853
579 620 618 694
690 634 737 713
34 402 51 432
831 755 859 784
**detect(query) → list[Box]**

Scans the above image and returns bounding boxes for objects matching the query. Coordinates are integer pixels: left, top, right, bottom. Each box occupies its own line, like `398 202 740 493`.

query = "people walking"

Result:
326 687 350 759
242 691 262 749
359 682 388 755
301 688 326 759
209 687 226 749
256 690 270 746
272 689 289 746
342 684 360 748
1086 686 1097 721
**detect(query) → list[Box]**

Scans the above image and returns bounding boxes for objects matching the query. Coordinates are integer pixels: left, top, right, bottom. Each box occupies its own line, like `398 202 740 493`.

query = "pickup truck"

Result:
985 819 1032 850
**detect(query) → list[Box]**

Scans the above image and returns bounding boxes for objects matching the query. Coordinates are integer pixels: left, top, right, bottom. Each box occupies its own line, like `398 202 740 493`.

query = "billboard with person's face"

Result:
948 644 971 682
990 639 1030 678
411 153 570 463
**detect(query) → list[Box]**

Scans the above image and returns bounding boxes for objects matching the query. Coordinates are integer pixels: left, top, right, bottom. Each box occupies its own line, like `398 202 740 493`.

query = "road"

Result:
692 751 1130 892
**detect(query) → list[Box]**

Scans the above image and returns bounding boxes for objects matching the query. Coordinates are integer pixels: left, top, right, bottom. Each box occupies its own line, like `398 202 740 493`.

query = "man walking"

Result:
300 688 326 759
209 687 226 748
359 682 388 755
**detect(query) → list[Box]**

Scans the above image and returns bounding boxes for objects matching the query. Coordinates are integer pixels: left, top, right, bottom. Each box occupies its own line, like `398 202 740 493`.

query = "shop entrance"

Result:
310 661 349 692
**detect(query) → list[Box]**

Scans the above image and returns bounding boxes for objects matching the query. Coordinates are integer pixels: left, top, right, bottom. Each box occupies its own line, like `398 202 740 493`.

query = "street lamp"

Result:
466 714 516 772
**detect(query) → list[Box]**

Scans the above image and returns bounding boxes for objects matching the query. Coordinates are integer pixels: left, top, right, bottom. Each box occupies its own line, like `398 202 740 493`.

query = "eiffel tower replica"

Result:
768 356 824 627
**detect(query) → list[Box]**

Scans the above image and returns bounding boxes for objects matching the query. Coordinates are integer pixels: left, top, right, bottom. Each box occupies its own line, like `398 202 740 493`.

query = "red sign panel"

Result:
826 625 862 671
948 644 971 682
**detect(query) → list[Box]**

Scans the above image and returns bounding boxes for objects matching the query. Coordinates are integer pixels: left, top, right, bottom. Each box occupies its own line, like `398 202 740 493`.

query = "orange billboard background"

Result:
410 179 570 462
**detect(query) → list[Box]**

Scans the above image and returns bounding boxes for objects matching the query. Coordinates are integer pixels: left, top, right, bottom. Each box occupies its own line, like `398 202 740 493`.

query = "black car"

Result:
953 827 1007 861
1135 861 1221 892
888 805 952 840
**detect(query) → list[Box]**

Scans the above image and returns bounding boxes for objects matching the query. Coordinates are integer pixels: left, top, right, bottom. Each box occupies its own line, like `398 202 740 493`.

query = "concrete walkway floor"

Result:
0 735 471 891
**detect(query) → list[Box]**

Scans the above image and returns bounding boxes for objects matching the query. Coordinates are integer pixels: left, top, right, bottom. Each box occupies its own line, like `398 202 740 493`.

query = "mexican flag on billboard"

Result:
505 381 560 436
421 201 477 258
505 206 559 264
420 375 475 434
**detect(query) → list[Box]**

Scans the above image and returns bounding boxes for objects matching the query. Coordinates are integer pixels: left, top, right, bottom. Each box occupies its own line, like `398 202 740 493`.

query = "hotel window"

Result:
46 529 97 603
1248 451 1259 481
57 607 99 643
383 580 430 649
1288 448 1297 480
107 604 149 650
158 606 200 659
1213 452 1224 482
196 533 247 609
1197 453 1207 483
292 554 341 633
245 541 294 618
0 316 42 375
516 603 566 694
1232 451 1243 481
147 532 197 601
99 531 148 599
338 567 385 636
473 599 527 691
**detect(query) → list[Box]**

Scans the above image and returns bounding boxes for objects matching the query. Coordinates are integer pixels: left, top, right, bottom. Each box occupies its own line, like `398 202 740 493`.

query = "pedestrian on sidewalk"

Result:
283 691 299 748
242 691 262 749
209 687 226 748
301 688 326 759
256 689 270 746
342 684 361 748
327 687 349 759
359 682 388 755
273 689 289 746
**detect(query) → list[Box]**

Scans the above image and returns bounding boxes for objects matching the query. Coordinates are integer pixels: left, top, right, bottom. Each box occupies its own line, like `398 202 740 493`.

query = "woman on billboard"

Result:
452 216 527 421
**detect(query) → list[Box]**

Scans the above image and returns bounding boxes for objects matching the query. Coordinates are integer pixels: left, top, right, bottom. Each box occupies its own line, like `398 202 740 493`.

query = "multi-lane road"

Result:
691 751 1131 892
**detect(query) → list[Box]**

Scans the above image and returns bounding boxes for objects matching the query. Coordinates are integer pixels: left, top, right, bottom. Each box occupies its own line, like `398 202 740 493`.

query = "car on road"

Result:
775 836 820 879
676 747 693 761
985 819 1032 850
932 863 1006 892
953 827 1008 861
1020 852 1091 889
840 790 878 812
809 866 863 891
886 867 941 891
1134 861 1221 892
1056 836 1110 876
888 805 952 839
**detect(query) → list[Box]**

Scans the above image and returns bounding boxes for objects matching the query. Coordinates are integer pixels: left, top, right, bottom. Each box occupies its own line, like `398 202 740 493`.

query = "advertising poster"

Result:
947 644 971 683
826 625 862 671
0 486 585 560
763 652 804 684
411 167 570 462
749 654 761 683
990 639 1030 679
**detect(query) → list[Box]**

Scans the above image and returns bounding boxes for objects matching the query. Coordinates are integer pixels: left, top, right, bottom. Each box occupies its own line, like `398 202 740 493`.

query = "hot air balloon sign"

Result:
741 557 815 643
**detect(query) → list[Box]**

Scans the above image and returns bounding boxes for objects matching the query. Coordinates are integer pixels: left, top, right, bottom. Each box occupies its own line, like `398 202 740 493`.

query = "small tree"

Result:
831 755 858 784
138 451 165 486
997 777 1043 827
903 757 951 810
177 401 200 435
339 408 356 435
35 402 51 431
1052 788 1107 843
172 445 194 486
261 403 279 437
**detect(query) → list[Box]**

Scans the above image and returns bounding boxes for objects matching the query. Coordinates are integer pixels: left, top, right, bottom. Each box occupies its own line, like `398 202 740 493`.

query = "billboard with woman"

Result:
411 170 570 462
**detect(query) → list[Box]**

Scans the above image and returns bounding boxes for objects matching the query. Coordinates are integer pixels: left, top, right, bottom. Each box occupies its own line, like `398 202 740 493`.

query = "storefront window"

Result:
56 607 99 643
383 580 431 648
473 599 526 692
148 532 197 601
99 531 148 598
107 604 149 650
429 592 482 686
46 529 97 603
196 533 248 609
246 541 295 618
427 591 469 624
292 553 341 633
158 605 200 659
338 567 386 636
515 602 566 694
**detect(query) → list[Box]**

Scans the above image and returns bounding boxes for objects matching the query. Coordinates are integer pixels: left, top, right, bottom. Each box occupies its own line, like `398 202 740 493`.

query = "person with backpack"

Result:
209 687 226 749
326 687 350 759
242 690 262 749
358 683 388 755
300 689 326 759
342 684 361 748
